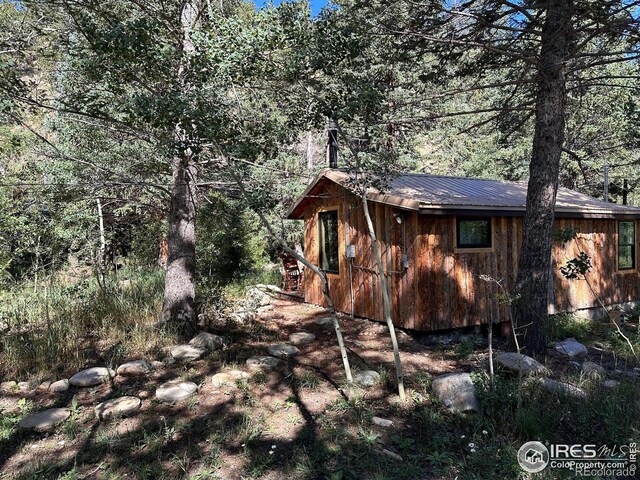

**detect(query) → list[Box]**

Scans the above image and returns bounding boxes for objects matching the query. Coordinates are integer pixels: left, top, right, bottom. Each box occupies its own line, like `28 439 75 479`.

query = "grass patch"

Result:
0 267 178 380
546 313 594 341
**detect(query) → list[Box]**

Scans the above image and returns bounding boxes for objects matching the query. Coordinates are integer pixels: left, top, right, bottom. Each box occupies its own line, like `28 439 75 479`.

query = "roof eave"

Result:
418 204 640 219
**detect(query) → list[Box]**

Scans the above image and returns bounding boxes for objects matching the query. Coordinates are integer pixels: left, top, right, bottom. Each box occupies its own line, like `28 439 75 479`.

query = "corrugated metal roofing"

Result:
286 169 640 218
386 173 640 214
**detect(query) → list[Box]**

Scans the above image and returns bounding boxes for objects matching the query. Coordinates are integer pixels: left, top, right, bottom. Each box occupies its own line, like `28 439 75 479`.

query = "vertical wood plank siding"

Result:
301 181 640 331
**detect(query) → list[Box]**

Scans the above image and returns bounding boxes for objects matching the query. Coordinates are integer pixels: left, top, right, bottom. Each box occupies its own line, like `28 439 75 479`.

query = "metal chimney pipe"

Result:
604 163 609 202
328 117 338 169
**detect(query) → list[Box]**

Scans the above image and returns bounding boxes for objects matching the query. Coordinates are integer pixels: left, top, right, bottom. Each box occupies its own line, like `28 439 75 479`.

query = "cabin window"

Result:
319 210 339 273
456 218 492 249
618 221 636 270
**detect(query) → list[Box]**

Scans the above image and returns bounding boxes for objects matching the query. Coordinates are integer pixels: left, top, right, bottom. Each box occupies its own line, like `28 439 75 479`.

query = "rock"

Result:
38 381 52 391
246 355 281 370
432 373 480 413
603 379 620 388
137 390 151 399
231 310 256 323
495 352 549 375
538 378 587 399
211 370 250 387
17 381 32 391
246 287 272 307
314 316 334 326
581 361 606 380
256 283 281 293
170 344 206 362
162 356 177 366
155 380 198 403
372 416 393 427
267 343 299 359
117 360 152 377
18 408 70 431
189 332 226 351
49 379 70 393
553 338 588 358
380 448 403 461
69 367 115 387
0 381 17 391
289 332 316 346
150 360 165 370
354 370 381 387
95 396 142 420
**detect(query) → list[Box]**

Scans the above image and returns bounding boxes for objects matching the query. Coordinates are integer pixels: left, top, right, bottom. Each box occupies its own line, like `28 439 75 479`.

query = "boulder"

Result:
117 360 152 377
211 370 250 387
170 344 206 362
372 416 393 428
155 380 198 403
231 310 256 323
162 356 177 366
95 396 142 420
18 408 70 431
69 367 115 387
289 332 316 346
246 287 272 307
538 378 587 399
553 338 588 358
603 379 620 388
38 381 52 391
0 381 17 391
246 355 281 370
354 370 381 387
495 352 549 375
432 373 480 413
581 361 606 380
267 343 299 359
49 379 70 393
189 332 227 351
314 316 334 326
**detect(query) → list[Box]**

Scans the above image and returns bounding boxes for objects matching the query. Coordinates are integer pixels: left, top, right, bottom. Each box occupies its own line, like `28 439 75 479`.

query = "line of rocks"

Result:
431 339 634 413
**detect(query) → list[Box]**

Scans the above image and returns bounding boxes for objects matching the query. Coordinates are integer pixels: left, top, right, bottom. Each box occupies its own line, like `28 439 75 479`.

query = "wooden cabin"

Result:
286 169 640 332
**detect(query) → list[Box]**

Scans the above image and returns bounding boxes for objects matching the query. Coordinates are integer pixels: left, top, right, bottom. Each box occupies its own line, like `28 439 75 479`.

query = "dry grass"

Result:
0 267 179 381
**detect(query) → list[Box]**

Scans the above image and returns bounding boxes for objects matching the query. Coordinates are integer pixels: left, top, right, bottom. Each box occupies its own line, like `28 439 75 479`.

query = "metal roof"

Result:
287 169 640 219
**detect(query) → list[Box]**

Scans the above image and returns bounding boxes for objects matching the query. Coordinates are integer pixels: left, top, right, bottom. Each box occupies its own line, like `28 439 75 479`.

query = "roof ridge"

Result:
399 172 526 183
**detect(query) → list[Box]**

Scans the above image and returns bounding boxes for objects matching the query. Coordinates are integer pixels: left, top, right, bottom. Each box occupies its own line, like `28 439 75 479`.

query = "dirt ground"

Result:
4 296 632 479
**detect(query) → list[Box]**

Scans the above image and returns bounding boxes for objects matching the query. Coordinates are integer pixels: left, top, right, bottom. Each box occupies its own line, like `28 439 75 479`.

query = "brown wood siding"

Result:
300 182 640 331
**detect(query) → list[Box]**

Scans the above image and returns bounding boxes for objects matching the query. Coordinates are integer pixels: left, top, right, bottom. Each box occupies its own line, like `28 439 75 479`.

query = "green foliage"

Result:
546 313 594 341
0 267 173 379
559 252 593 279
197 195 268 285
552 227 578 244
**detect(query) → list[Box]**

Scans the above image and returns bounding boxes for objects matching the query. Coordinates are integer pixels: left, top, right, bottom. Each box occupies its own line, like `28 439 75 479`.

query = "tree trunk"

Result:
163 150 198 337
162 0 199 338
513 0 573 354
96 197 106 289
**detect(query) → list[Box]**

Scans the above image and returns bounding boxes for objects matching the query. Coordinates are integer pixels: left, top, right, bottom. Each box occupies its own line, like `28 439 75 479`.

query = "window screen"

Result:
319 210 339 273
457 218 492 249
618 221 635 270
